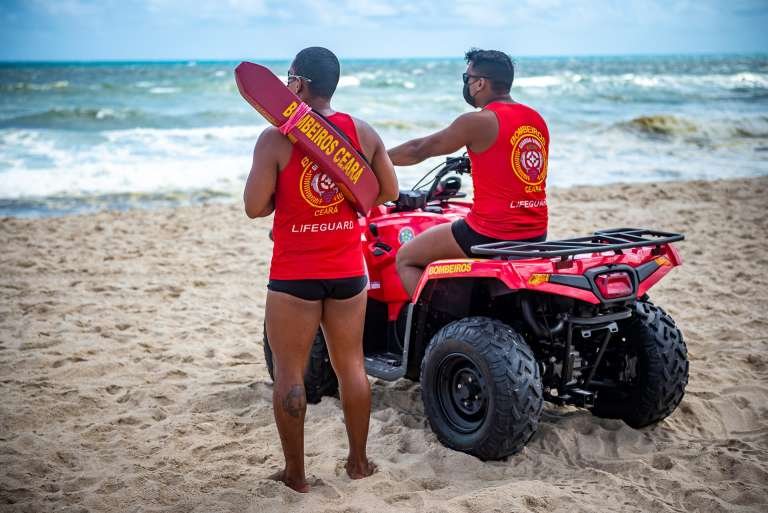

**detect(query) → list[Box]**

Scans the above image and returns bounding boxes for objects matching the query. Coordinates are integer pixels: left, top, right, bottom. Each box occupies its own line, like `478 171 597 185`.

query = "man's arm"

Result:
388 111 496 166
354 118 400 204
243 128 281 218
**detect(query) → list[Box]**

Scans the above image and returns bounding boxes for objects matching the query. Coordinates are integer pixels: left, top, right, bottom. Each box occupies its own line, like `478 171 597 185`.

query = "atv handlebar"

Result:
442 155 471 175
423 155 471 203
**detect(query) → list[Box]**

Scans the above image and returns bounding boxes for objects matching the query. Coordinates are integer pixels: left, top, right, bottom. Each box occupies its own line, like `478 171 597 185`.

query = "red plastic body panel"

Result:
235 62 379 214
360 199 682 317
411 244 683 305
362 202 470 320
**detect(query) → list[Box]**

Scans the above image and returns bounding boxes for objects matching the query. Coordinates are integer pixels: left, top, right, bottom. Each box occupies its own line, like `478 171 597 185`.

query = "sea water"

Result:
1 55 766 217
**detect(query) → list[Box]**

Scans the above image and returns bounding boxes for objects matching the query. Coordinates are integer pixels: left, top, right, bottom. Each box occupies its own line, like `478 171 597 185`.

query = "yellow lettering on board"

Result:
312 127 328 146
305 121 318 139
282 101 298 118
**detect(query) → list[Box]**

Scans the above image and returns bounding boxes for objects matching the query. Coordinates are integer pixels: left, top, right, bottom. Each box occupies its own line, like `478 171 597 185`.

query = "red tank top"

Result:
269 112 364 280
465 102 549 240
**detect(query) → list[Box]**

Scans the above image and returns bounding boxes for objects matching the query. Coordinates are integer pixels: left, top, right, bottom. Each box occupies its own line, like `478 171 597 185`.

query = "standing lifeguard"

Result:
388 48 549 296
243 47 398 493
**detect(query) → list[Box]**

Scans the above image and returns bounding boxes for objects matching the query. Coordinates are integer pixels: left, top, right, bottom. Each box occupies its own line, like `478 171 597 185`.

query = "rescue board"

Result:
235 62 379 214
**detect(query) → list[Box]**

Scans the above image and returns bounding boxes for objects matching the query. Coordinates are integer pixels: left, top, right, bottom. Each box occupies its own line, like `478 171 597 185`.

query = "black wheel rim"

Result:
435 352 488 434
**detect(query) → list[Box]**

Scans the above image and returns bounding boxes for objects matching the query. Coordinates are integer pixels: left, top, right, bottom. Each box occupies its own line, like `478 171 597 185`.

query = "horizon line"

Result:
1 50 766 65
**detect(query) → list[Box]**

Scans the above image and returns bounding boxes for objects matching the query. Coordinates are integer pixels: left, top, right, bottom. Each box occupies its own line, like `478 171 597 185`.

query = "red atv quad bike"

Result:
263 156 689 460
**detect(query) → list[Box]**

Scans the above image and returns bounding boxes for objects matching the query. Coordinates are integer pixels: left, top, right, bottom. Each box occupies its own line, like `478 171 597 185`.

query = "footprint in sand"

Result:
253 478 288 499
19 339 62 350
105 384 122 395
385 492 424 508
246 453 270 465
192 386 268 413
309 478 341 499
151 394 173 406
652 454 675 470
414 477 448 491
115 415 142 426
52 356 87 368
163 369 188 379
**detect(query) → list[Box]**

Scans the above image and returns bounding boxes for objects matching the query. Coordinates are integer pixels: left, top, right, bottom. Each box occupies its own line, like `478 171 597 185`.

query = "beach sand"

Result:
1 177 767 512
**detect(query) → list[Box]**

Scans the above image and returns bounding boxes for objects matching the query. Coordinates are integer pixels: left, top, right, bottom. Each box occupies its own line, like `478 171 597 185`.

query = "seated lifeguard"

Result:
388 48 549 297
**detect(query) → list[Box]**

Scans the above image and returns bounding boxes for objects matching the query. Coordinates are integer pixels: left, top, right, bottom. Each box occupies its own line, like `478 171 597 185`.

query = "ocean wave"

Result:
337 72 420 89
148 86 180 94
0 107 150 129
0 108 256 131
514 71 768 99
0 80 70 92
516 75 577 88
0 153 248 199
338 75 361 88
615 114 768 140
0 124 268 169
0 189 234 217
619 115 699 136
372 119 443 131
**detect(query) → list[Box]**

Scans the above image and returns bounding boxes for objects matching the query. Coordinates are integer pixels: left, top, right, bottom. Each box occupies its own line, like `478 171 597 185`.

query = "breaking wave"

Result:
616 114 768 140
0 108 253 131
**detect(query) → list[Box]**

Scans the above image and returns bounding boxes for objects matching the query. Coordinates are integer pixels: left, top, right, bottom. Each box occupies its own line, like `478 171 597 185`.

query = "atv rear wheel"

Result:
592 300 688 427
420 317 543 460
263 324 338 404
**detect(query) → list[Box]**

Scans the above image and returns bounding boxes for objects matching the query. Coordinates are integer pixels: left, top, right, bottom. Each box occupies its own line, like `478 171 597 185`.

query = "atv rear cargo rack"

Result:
471 228 684 259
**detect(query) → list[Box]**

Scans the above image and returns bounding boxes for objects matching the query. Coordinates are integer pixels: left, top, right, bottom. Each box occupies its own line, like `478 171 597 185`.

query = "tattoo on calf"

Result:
282 385 306 418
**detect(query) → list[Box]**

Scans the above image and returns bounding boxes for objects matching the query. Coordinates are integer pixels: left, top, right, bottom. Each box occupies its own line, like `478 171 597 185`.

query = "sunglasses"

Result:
287 72 312 85
462 73 490 84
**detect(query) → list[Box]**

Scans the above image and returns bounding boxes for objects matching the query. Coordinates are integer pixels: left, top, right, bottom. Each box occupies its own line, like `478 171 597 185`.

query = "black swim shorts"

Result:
267 275 368 301
451 218 546 257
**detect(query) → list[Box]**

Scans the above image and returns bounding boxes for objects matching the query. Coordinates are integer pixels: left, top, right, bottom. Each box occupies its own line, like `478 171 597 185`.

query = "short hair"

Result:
292 47 341 99
465 48 514 93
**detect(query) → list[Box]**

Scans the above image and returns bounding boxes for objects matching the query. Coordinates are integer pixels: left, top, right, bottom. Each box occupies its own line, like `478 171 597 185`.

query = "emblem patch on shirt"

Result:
299 156 344 211
510 125 547 187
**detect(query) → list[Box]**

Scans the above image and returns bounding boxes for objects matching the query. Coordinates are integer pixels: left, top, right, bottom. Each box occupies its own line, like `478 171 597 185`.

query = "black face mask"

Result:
463 82 476 108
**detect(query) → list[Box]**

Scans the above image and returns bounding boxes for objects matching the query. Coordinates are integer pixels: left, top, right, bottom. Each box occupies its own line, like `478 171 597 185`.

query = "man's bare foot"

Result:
268 469 310 493
345 458 377 480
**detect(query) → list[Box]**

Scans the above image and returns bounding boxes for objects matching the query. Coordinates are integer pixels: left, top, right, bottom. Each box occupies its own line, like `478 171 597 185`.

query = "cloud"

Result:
3 0 766 59
18 0 768 28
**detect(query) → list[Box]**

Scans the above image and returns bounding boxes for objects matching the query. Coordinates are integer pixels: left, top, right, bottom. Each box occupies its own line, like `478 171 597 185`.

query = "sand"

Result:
1 176 767 512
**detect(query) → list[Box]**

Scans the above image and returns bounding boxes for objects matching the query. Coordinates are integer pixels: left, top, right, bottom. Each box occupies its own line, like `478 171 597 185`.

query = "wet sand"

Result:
1 176 767 512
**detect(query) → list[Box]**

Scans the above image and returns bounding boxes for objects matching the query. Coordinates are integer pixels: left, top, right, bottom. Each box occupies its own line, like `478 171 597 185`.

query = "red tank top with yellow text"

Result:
465 102 549 240
269 112 364 280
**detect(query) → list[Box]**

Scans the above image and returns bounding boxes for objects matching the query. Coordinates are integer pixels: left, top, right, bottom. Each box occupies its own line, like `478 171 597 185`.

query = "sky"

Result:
1 0 767 61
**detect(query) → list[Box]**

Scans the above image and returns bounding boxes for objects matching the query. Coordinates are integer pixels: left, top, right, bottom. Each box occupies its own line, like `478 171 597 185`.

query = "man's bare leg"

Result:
321 288 376 479
265 289 323 493
395 222 467 297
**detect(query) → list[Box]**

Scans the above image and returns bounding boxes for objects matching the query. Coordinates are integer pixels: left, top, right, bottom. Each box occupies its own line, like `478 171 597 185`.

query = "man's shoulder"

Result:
254 126 293 166
495 102 548 129
453 109 497 129
259 125 284 140
346 114 375 135
258 126 292 147
506 102 546 120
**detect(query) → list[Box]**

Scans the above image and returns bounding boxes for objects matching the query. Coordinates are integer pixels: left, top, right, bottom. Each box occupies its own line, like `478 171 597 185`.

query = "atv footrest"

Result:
364 352 404 381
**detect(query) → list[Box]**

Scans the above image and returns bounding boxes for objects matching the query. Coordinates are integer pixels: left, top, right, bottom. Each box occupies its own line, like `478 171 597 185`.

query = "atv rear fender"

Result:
410 242 682 306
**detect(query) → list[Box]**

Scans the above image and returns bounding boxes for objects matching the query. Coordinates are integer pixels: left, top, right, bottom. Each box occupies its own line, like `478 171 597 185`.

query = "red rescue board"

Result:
235 62 379 214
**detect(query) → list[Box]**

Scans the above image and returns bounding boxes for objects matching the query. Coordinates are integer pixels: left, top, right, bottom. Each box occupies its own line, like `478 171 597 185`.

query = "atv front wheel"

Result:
592 300 689 427
263 324 338 404
420 317 543 460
